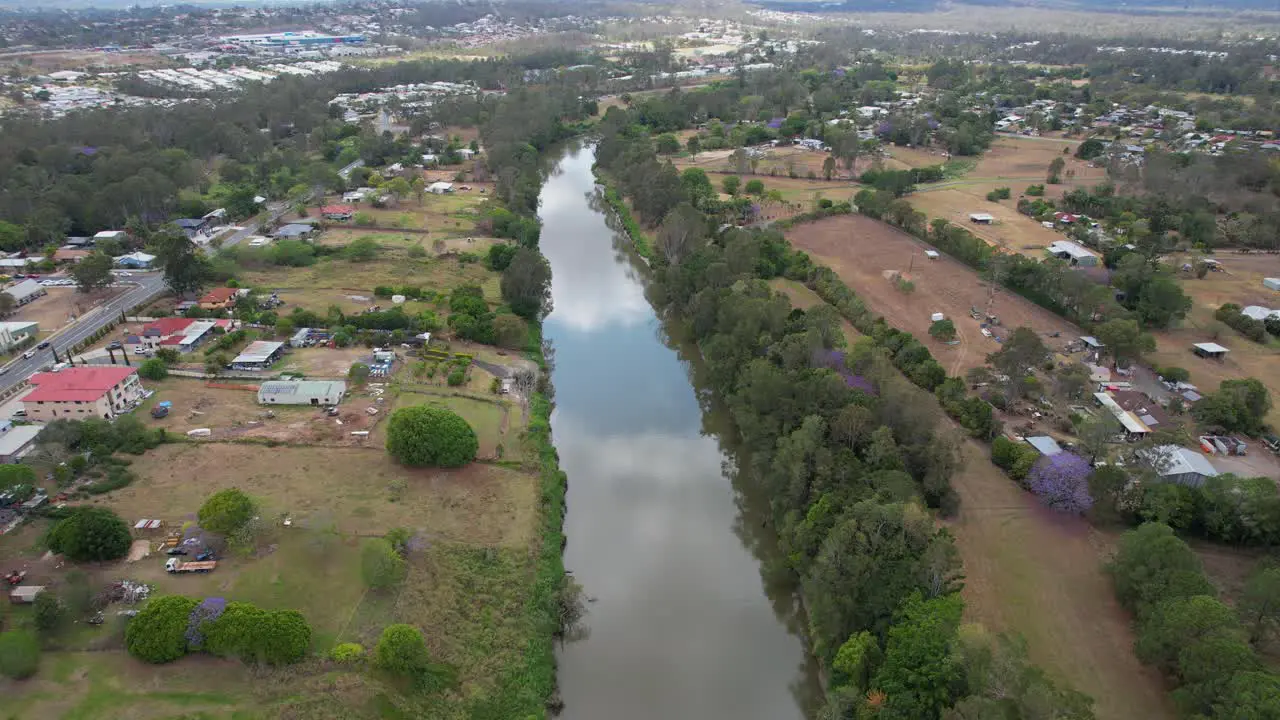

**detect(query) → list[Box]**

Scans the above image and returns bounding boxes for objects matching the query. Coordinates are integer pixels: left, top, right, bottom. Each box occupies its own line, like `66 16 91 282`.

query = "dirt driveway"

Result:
786 214 1080 375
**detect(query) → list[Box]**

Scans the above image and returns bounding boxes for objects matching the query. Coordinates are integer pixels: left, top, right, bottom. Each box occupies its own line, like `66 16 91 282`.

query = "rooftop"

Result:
26 366 137 403
1148 445 1219 479
4 279 44 298
0 424 44 456
233 340 284 364
1047 240 1098 259
1025 436 1063 456
200 287 238 304
259 379 346 397
1193 342 1230 354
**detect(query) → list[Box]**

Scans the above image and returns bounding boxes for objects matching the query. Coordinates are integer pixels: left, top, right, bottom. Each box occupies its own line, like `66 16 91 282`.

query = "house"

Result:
22 366 145 422
1192 342 1229 360
230 340 285 370
115 252 156 269
203 208 227 222
0 423 44 464
173 218 209 237
968 213 994 224
1142 445 1219 487
272 224 315 240
1024 436 1064 456
93 230 128 244
257 379 346 406
321 204 356 221
127 317 217 353
199 287 240 311
427 181 454 194
53 249 89 264
1111 390 1170 431
1079 336 1104 351
1046 240 1099 267
456 148 476 160
421 153 439 165
4 280 46 307
64 236 94 248
1093 392 1151 440
1265 278 1280 292
0 322 38 352
1240 305 1280 321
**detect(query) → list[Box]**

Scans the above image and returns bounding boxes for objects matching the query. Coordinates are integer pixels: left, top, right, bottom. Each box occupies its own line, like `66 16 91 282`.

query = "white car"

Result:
22 350 35 359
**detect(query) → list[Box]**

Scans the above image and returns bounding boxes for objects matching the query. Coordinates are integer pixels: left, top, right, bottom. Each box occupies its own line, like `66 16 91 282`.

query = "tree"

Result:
721 175 741 196
126 595 197 663
745 178 765 196
656 202 706 265
1076 138 1106 160
872 592 964 719
1136 275 1191 328
0 464 36 491
345 236 378 262
1192 378 1271 435
1107 523 1214 613
1094 318 1155 366
375 623 430 676
0 630 40 679
928 319 956 342
492 314 528 350
1240 565 1280 645
1047 156 1066 184
1135 594 1243 671
361 538 407 590
654 133 680 154
679 168 715 209
151 226 209 296
256 609 312 665
32 591 65 634
987 327 1049 397
685 135 701 159
46 507 131 562
500 247 551 320
1027 452 1093 514
383 177 411 202
71 251 114 293
197 488 256 536
385 405 478 468
823 155 837 181
137 358 168 381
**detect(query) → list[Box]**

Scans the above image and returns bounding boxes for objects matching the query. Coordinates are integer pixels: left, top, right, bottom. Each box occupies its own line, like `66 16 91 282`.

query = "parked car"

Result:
36 341 49 350
22 350 35 359
1264 435 1280 454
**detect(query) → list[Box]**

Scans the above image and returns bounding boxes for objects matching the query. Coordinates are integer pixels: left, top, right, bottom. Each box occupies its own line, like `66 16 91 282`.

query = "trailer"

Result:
165 558 216 574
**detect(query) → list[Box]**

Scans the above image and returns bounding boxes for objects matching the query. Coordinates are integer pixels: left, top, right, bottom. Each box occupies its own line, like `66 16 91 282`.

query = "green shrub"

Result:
126 595 198 664
0 630 40 679
197 488 255 536
45 507 131 562
385 405 478 467
331 642 365 663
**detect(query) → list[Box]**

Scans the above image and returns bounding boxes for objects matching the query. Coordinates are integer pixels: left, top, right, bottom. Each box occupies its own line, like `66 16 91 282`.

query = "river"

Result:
542 142 821 719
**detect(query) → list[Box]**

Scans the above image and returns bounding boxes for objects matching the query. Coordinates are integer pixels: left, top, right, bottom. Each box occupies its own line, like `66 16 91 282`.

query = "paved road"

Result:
0 272 167 393
220 201 290 249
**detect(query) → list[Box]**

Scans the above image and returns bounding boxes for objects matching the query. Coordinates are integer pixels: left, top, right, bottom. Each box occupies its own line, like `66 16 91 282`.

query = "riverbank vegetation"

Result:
596 103 1093 718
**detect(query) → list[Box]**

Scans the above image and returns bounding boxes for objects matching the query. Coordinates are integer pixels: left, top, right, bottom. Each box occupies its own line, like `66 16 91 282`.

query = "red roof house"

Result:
24 366 143 421
321 204 356 220
199 287 239 310
142 317 195 338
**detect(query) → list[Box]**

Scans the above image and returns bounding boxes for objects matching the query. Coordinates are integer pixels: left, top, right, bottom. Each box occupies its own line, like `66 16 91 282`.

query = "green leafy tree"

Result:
832 630 881 692
137 358 169 381
46 507 131 562
345 236 378 262
685 135 701 159
197 488 256 536
654 134 680 154
71 251 115 293
151 226 209 296
1240 565 1280 645
348 363 370 385
871 592 964 719
1135 594 1243 670
257 609 312 665
721 175 741 196
0 464 36 491
928 319 957 342
126 595 197 663
745 178 765 196
1192 378 1271 435
361 538 408 590
385 405 478 467
500 247 551 320
493 314 528 350
32 592 64 634
1094 318 1156 366
1106 523 1214 613
375 623 430 676
0 630 40 679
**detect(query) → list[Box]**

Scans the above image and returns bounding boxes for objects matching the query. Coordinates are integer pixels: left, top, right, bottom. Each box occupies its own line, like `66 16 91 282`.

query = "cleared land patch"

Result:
786 214 1079 375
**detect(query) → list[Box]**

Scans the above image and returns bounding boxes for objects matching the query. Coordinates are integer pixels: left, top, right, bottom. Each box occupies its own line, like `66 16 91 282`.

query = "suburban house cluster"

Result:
124 317 235 354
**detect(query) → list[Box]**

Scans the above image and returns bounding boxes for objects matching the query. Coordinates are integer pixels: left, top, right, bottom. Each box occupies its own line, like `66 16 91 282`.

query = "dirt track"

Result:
786 214 1081 375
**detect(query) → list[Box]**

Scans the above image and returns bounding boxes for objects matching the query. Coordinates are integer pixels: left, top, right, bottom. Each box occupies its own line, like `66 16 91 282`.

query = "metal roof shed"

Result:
231 340 285 368
1192 342 1229 360
1024 436 1063 456
258 379 346 406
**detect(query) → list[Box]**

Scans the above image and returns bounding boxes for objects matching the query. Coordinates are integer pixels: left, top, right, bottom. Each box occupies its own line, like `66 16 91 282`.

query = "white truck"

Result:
165 558 217 574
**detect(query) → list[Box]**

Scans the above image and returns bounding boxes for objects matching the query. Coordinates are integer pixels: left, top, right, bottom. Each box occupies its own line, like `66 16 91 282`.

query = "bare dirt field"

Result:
0 48 174 73
786 214 1080 375
276 346 369 377
906 136 1108 259
107 443 537 548
947 437 1175 720
676 145 867 180
1147 251 1280 428
10 287 123 339
140 378 385 446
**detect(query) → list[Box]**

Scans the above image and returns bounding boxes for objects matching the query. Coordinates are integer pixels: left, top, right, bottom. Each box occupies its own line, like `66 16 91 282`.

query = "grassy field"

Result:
382 387 519 461
1147 251 1280 429
906 136 1108 259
